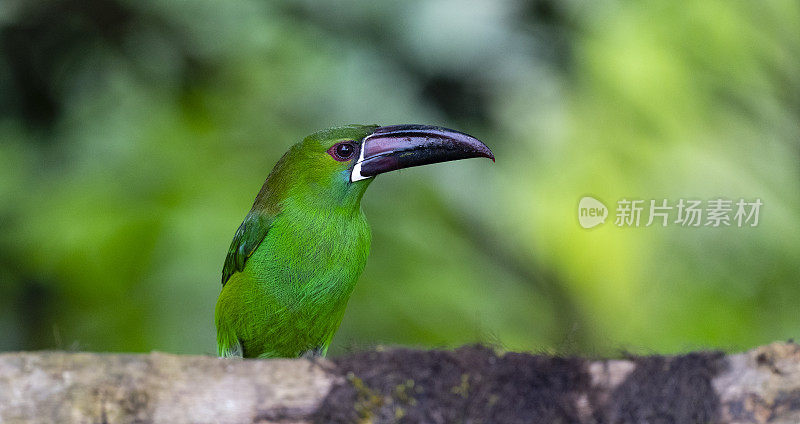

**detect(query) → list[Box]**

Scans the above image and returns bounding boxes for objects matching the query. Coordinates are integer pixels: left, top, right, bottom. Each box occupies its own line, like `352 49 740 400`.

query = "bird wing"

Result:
221 211 274 286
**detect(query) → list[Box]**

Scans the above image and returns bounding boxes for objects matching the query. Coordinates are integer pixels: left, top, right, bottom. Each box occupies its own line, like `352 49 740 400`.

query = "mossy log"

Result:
1 342 799 423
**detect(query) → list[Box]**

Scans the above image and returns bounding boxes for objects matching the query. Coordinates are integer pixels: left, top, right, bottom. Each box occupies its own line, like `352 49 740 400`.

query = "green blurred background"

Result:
1 0 798 357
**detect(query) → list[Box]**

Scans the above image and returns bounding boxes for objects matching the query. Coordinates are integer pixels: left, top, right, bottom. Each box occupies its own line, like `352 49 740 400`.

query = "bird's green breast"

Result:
216 204 371 358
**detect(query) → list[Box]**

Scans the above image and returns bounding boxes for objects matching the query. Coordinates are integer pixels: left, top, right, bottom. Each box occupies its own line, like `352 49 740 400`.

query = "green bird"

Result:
215 124 493 358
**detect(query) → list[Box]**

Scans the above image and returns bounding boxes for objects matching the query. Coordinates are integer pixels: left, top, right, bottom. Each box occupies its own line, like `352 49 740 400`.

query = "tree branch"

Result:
1 342 798 423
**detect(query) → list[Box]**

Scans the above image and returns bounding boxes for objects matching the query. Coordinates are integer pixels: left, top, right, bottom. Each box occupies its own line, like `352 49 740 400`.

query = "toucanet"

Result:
215 124 494 358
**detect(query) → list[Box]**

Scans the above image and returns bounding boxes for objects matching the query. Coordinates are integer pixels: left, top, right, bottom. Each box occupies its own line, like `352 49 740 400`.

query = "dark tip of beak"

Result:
352 125 494 180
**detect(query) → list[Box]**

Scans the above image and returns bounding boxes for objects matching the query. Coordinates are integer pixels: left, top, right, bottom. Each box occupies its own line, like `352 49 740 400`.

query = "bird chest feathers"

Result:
248 207 371 310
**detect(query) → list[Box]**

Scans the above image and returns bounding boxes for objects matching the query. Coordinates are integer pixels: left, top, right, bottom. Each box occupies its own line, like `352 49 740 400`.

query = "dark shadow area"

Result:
315 346 725 424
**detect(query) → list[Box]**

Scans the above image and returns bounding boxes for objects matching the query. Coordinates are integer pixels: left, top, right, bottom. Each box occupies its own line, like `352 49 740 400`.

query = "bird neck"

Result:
293 179 368 217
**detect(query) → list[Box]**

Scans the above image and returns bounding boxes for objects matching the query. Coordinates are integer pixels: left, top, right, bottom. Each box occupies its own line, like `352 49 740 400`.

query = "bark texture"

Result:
1 342 799 423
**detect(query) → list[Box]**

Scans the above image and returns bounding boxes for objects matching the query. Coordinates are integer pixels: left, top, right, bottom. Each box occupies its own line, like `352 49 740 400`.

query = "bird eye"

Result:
328 142 356 161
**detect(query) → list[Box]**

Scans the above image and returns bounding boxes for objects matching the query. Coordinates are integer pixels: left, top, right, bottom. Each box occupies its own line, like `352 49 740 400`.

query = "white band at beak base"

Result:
350 142 371 182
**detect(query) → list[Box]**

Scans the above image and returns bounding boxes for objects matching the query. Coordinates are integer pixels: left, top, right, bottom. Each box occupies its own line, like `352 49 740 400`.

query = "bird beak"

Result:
351 125 494 182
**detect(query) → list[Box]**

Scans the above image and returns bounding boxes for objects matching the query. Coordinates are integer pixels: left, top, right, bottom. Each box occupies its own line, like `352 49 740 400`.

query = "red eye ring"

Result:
328 141 357 161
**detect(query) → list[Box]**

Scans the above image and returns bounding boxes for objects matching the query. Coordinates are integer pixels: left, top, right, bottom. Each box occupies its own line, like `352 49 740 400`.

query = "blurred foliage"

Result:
0 0 798 356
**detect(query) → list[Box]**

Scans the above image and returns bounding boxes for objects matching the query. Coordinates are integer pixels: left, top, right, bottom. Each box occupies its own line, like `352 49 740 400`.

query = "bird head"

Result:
261 124 494 213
